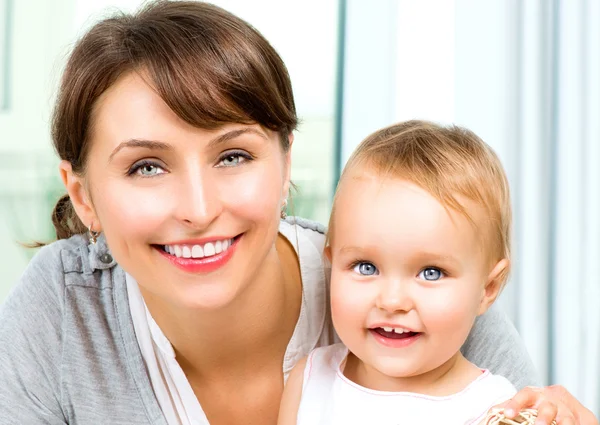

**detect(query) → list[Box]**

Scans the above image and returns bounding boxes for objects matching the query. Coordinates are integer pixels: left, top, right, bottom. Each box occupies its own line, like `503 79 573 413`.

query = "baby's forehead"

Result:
333 169 495 245
342 165 485 212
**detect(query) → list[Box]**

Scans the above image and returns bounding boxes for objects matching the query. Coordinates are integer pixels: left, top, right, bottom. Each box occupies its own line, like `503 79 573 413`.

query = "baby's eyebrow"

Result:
336 245 375 256
409 252 461 266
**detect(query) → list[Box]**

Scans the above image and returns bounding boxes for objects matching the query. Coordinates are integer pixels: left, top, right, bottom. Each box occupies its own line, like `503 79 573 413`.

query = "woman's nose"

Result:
175 169 223 230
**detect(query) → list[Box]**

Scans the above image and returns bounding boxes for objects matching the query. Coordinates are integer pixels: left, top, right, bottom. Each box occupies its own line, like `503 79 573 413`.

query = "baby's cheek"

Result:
330 280 351 321
421 291 479 336
331 276 364 324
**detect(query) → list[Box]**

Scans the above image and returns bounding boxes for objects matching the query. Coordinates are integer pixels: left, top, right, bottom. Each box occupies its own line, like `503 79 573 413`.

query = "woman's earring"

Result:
281 198 288 219
88 224 101 245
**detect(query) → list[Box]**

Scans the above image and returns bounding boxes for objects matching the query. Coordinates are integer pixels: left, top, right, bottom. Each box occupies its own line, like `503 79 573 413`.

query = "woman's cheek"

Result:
96 181 174 232
217 166 284 214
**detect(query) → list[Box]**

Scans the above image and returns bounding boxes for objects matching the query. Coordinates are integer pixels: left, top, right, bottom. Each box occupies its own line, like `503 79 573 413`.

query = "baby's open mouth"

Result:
371 327 421 340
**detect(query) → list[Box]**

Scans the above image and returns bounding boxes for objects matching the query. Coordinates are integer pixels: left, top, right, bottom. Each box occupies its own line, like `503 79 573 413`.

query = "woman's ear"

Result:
282 133 294 199
324 245 332 262
478 258 509 315
59 160 99 230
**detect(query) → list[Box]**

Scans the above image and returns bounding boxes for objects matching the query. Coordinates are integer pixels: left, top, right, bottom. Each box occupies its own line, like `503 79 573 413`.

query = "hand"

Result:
498 385 598 425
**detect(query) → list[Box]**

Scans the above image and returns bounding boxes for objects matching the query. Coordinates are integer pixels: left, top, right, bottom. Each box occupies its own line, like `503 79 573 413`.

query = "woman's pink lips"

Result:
155 235 240 274
369 328 422 348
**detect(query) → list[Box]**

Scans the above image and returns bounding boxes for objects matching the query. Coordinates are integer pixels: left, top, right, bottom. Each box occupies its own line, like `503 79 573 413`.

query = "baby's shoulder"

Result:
464 371 517 409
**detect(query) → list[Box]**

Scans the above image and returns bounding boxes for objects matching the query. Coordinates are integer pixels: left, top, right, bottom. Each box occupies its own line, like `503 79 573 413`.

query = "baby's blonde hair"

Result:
329 120 512 285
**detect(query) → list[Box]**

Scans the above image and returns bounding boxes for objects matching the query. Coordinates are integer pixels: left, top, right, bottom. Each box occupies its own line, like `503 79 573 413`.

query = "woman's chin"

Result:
171 284 241 311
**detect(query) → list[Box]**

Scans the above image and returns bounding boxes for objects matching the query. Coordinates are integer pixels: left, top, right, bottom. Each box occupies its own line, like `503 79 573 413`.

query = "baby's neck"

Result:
343 351 484 396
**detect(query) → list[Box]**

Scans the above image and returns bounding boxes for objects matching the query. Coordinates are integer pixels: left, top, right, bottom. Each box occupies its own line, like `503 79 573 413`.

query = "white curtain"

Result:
509 0 600 412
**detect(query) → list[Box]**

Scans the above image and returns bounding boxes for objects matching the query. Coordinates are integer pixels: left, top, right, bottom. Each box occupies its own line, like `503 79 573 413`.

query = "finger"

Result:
504 387 542 417
556 415 578 425
547 385 598 425
555 404 580 425
577 410 599 425
493 399 511 409
534 401 558 425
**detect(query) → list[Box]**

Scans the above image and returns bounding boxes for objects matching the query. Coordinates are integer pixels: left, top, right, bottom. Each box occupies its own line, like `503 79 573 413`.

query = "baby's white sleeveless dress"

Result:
296 343 516 425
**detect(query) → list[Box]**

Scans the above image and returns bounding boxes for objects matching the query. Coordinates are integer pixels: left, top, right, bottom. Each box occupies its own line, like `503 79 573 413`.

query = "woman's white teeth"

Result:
191 245 203 257
164 239 233 259
205 242 216 256
382 327 409 334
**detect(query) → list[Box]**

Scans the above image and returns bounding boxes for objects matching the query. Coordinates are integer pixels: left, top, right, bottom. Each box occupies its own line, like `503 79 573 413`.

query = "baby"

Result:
279 120 517 424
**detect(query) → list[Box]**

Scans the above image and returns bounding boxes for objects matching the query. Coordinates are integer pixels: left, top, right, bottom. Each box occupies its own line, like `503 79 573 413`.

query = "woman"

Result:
0 1 595 424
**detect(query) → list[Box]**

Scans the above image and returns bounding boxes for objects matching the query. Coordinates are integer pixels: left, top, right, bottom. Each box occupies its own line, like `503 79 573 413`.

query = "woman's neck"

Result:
140 233 302 379
344 351 483 396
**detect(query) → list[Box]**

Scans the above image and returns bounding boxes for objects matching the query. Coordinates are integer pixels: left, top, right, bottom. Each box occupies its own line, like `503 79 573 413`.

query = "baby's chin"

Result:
370 358 427 381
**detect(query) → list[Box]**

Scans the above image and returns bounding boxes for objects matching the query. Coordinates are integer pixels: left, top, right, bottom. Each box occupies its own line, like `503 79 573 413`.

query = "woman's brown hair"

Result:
50 0 298 240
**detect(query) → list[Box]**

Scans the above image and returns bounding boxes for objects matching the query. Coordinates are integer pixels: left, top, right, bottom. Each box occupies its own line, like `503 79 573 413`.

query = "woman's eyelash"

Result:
218 150 254 163
126 150 253 176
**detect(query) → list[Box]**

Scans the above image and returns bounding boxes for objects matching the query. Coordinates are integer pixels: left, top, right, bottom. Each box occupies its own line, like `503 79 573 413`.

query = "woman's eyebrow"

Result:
108 128 268 162
108 139 172 162
207 128 268 148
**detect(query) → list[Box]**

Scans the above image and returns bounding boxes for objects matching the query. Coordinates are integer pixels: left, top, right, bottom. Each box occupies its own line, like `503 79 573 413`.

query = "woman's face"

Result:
68 72 291 310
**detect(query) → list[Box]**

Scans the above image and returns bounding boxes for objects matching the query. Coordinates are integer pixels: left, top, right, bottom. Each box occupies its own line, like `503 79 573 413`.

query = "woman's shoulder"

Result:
7 235 86 301
280 216 327 251
26 233 89 275
283 216 327 234
0 234 125 421
462 304 539 389
2 234 119 319
0 237 89 397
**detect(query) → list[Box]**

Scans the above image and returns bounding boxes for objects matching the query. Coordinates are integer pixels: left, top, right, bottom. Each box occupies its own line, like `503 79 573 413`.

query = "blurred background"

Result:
0 0 599 415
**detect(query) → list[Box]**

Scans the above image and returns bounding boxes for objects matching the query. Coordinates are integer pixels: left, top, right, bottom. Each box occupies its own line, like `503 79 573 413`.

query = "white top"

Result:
127 219 337 425
297 343 517 425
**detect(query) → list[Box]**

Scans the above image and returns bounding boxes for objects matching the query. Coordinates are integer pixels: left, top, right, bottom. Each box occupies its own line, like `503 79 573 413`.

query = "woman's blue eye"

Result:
129 161 166 177
418 267 444 281
139 164 161 176
353 262 378 276
219 153 247 167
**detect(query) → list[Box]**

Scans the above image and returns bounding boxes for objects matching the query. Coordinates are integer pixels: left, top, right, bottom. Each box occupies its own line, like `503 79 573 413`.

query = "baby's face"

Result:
327 169 503 390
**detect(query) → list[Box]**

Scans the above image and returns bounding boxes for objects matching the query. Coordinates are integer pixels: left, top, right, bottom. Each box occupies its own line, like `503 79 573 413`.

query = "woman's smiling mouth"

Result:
163 238 235 259
153 235 242 273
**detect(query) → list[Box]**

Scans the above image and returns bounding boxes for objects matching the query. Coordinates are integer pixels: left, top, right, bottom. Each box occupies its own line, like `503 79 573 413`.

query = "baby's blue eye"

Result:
353 262 378 276
418 267 444 281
